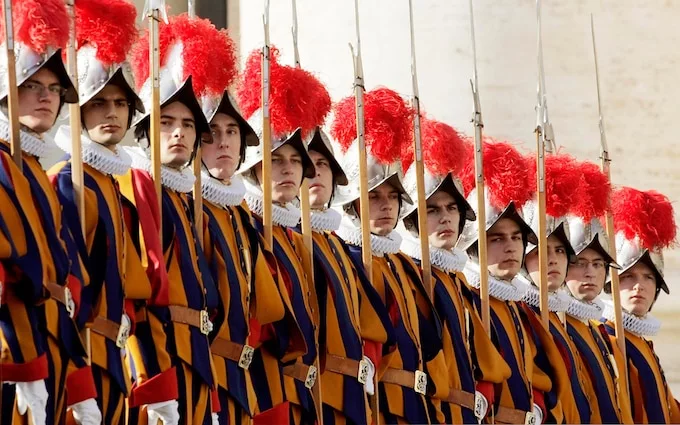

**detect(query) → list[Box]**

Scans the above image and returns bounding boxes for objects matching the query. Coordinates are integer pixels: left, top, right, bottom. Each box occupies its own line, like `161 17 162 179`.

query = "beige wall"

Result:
235 0 680 285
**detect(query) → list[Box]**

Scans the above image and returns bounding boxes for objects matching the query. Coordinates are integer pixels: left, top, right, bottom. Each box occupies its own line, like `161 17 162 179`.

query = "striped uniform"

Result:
604 321 680 424
427 268 511 424
118 167 220 423
50 160 153 425
567 316 633 423
202 200 286 424
346 245 444 425
289 229 394 425
465 287 549 424
0 141 94 425
520 306 593 423
250 220 317 425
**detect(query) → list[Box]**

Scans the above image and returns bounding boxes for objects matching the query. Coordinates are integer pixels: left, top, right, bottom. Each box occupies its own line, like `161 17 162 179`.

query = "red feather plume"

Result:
611 187 677 250
0 0 68 53
75 0 137 66
460 140 534 210
570 161 611 221
401 116 469 175
525 153 584 217
236 46 331 139
331 87 413 165
130 13 237 97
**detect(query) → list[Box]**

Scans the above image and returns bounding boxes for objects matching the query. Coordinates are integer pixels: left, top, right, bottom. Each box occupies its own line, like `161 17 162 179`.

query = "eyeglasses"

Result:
571 259 607 270
20 81 67 97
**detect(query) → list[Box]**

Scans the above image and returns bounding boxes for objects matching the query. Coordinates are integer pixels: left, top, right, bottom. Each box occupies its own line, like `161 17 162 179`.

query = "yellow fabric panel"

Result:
602 323 635 424
123 225 153 301
567 316 626 424
624 329 680 424
474 295 539 412
0 177 27 258
548 312 592 423
230 206 284 327
457 274 511 385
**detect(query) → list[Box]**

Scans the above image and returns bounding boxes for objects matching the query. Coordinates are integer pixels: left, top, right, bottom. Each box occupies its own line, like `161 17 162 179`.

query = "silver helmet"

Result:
0 0 77 104
521 199 576 262
567 216 619 267
307 127 348 186
200 91 258 147
607 186 676 295
457 189 537 251
333 137 412 210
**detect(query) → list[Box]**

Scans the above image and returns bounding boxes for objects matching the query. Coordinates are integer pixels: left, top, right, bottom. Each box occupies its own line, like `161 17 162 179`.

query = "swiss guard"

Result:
457 141 548 425
397 118 510 424
196 27 287 425
123 13 219 424
0 0 92 424
518 153 594 423
237 46 318 425
332 87 447 425
48 0 152 423
293 124 394 424
603 186 680 424
564 161 633 423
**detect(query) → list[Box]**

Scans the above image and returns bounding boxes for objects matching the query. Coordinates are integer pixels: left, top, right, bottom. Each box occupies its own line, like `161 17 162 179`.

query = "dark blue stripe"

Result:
344 245 428 424
295 228 366 425
431 272 477 424
604 323 667 423
203 205 250 413
161 189 214 387
468 291 532 413
548 317 591 423
568 323 620 423
56 164 127 391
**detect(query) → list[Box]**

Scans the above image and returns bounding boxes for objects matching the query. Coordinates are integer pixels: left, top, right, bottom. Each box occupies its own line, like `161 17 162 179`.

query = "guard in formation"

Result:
0 0 678 424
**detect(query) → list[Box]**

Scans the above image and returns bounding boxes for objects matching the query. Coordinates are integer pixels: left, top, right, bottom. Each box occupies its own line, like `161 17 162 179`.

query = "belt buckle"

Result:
525 411 536 425
199 310 212 335
63 287 75 317
414 370 427 395
304 365 317 389
116 315 131 348
474 392 485 422
238 345 255 370
357 359 369 384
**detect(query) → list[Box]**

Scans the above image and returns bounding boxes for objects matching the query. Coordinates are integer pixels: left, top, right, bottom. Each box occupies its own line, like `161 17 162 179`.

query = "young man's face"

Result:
202 112 241 180
486 218 524 281
525 234 569 292
81 84 129 149
17 68 62 134
255 143 303 204
565 248 607 302
160 101 196 168
308 150 334 209
619 261 657 316
425 189 461 250
353 181 400 237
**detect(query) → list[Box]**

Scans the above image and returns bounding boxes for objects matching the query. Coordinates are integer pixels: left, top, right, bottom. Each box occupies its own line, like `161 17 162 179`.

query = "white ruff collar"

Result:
243 177 301 228
0 118 50 158
124 146 195 193
54 126 131 176
399 231 467 272
462 261 530 302
602 300 661 337
519 276 573 313
201 170 246 207
566 297 605 322
336 214 402 256
310 208 342 233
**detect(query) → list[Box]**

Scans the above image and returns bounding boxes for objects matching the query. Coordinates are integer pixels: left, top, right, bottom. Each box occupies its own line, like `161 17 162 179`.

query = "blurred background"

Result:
86 0 677 392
